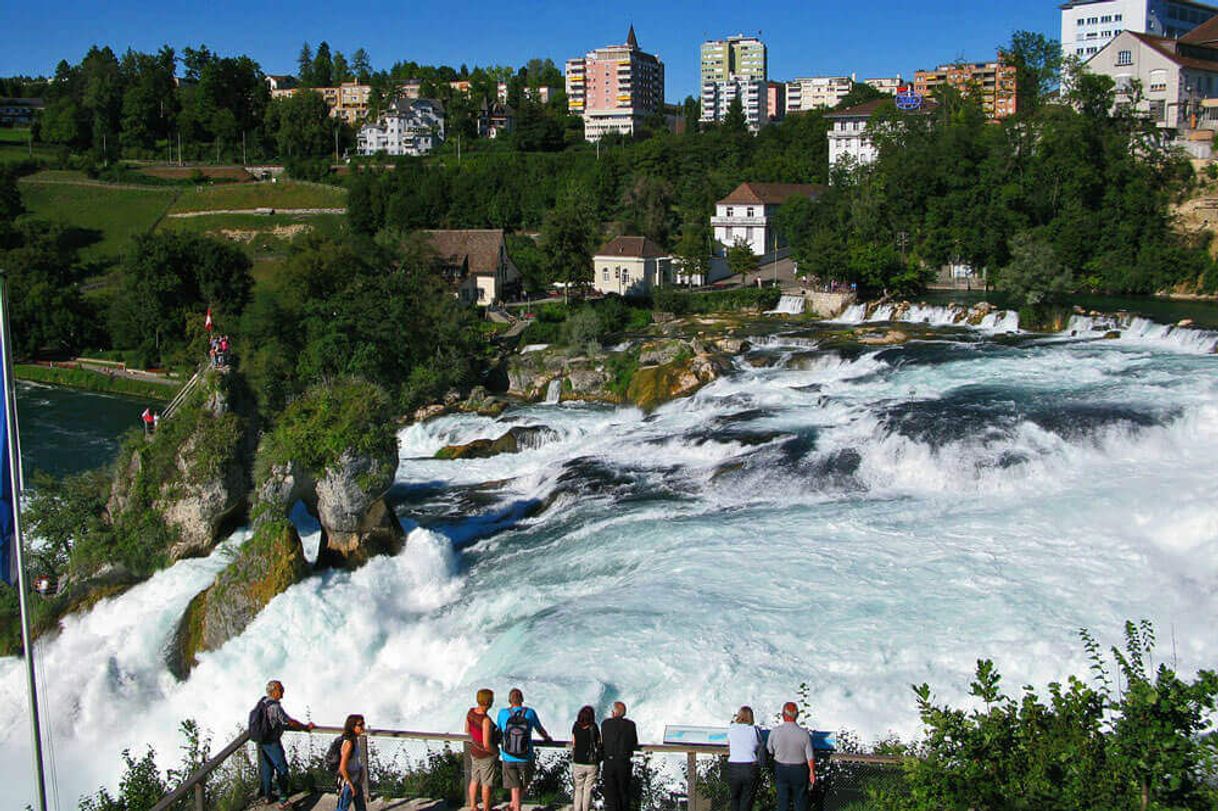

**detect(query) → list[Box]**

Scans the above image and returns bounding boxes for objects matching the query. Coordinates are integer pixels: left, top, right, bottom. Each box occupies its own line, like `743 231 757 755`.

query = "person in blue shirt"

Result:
496 688 553 811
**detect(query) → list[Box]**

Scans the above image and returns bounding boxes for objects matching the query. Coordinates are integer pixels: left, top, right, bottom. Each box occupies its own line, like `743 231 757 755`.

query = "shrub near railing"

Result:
653 287 782 315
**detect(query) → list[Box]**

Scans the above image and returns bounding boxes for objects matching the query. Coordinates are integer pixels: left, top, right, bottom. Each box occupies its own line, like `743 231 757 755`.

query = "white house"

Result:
423 229 522 305
825 96 937 173
357 98 445 157
1085 20 1218 128
710 182 824 258
1061 0 1218 61
593 236 672 296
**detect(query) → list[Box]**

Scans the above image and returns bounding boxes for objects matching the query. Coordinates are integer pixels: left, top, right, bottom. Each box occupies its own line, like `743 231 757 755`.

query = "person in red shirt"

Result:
466 688 497 811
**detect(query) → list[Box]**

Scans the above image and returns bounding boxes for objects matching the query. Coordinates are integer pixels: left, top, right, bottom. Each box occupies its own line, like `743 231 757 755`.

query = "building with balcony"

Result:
711 182 824 257
913 60 1020 120
702 77 768 130
786 75 854 113
767 81 787 121
593 236 672 296
270 81 372 123
356 98 445 156
0 98 43 126
566 25 665 141
1085 17 1218 128
1062 0 1218 61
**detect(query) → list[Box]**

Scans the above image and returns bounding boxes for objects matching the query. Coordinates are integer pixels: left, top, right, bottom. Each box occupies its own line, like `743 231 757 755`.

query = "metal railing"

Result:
150 724 902 811
161 362 209 421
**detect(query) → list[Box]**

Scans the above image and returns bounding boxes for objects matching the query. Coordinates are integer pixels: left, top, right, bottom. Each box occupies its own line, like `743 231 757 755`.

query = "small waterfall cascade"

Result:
767 295 806 315
545 378 562 405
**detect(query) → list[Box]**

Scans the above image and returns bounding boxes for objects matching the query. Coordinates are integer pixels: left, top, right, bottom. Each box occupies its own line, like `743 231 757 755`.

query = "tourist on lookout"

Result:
600 701 638 811
571 705 602 811
727 705 765 811
466 689 497 811
254 680 315 809
766 702 815 811
336 714 367 811
496 688 552 811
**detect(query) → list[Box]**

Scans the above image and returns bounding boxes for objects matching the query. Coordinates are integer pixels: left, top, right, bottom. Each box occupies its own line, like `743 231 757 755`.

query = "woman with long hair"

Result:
571 705 601 811
726 706 764 811
337 714 367 811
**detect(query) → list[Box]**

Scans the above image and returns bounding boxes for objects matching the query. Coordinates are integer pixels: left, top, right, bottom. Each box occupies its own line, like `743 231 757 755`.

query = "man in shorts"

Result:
466 688 498 811
496 688 552 811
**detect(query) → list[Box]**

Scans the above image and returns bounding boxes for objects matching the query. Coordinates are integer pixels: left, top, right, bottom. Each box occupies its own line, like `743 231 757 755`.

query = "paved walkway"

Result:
166 207 346 218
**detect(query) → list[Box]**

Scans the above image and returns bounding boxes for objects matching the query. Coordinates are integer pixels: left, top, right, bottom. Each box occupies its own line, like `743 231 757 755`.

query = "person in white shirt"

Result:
726 706 765 811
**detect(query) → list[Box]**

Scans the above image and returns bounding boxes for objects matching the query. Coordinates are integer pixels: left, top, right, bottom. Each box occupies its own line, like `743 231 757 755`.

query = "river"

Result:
15 381 147 480
1 305 1216 807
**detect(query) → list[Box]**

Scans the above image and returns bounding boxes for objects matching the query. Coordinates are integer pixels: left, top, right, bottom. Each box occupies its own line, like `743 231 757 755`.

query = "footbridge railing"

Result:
150 724 904 811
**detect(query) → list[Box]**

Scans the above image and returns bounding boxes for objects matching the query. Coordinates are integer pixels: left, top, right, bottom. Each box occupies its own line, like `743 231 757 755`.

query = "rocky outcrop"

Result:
627 342 731 412
159 431 250 560
313 450 403 568
858 329 911 346
167 520 309 679
435 425 559 460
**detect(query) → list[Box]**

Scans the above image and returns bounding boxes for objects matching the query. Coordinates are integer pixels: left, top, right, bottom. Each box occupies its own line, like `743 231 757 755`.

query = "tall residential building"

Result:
700 34 767 127
1062 0 1218 60
566 25 665 141
913 60 1020 120
766 81 786 121
702 77 768 130
786 76 854 113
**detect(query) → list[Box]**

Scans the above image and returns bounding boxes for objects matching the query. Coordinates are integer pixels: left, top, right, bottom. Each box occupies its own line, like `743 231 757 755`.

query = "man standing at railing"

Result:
766 702 815 811
601 701 638 811
252 679 316 809
496 688 553 811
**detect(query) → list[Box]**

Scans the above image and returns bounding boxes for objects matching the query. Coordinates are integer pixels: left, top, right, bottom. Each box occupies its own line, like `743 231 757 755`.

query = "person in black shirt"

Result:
600 701 638 811
571 705 601 811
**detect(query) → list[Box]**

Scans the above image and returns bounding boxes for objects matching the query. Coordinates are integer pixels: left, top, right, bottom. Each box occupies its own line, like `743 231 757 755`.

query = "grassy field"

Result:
18 172 179 264
0 128 59 164
169 179 346 213
15 364 177 401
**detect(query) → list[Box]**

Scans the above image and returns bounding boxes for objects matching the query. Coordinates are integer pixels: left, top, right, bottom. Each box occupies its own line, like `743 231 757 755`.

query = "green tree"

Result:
672 219 710 286
723 95 748 134
311 42 334 88
351 48 372 83
835 81 885 110
0 219 98 355
296 42 314 85
726 240 757 284
539 185 599 298
995 231 1073 307
267 89 333 158
1006 30 1062 114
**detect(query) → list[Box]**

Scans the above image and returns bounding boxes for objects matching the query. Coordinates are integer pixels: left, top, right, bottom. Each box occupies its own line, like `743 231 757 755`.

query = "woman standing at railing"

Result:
570 705 601 811
726 706 765 811
337 714 368 811
466 688 498 811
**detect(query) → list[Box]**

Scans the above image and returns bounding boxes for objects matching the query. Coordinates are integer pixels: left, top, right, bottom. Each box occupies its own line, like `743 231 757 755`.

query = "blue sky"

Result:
0 0 1059 100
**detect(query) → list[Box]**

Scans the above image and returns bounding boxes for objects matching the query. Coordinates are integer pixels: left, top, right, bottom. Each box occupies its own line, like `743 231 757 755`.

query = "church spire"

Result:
626 24 638 49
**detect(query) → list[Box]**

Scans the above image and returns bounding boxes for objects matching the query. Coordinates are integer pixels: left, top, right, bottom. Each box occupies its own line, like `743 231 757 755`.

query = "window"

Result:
1088 16 1098 24
478 287 486 300
746 207 754 218
726 207 734 217
603 268 609 282
622 269 630 283
1077 18 1086 26
1087 47 1098 54
1149 99 1166 120
1077 48 1086 55
1117 50 1132 65
1115 13 1122 21
1101 14 1111 22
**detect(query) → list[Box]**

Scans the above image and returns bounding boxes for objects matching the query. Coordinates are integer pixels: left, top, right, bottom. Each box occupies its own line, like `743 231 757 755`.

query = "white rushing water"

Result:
3 320 1218 807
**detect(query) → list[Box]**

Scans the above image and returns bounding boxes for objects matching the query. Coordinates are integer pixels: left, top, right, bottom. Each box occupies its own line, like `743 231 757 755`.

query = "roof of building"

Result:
627 24 639 50
716 182 825 207
1181 14 1218 45
1123 31 1218 73
423 230 506 276
595 235 668 259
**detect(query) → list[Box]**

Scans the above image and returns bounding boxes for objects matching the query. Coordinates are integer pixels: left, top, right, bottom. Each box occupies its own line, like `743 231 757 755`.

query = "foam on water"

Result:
3 323 1218 806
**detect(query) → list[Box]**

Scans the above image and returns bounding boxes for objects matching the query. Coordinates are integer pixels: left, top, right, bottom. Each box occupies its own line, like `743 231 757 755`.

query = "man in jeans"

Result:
256 680 315 809
766 702 816 811
496 688 553 811
600 701 639 811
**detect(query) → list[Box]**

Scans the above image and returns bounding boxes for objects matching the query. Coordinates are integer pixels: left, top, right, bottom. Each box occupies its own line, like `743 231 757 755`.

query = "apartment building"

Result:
566 26 665 141
1085 17 1218 127
702 77 769 130
913 60 1020 120
767 81 786 121
356 98 445 156
1062 0 1218 60
269 81 372 123
826 96 937 172
786 75 854 113
864 76 904 95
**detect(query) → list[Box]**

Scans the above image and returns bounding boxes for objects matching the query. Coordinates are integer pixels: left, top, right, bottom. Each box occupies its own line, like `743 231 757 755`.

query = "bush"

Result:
653 287 781 315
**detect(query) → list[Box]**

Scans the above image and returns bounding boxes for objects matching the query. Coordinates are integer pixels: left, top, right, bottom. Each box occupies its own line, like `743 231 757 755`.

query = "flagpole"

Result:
0 270 50 811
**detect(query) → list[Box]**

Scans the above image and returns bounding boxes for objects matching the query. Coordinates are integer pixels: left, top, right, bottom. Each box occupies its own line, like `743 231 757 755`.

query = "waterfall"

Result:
545 378 562 404
766 295 806 315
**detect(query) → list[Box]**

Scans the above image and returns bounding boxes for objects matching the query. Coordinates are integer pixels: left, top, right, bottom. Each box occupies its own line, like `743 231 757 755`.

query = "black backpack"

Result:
502 708 531 758
325 735 351 774
248 698 273 743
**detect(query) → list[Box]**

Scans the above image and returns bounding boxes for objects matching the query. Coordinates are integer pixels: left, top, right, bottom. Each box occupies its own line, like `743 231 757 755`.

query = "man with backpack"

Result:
495 688 553 811
249 680 315 809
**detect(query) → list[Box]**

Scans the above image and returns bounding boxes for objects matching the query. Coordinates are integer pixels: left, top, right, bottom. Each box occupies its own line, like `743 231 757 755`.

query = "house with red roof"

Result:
710 182 825 258
422 229 522 305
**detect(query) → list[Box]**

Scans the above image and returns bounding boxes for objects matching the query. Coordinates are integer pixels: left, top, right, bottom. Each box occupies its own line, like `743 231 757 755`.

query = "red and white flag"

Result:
141 408 152 423
204 308 214 332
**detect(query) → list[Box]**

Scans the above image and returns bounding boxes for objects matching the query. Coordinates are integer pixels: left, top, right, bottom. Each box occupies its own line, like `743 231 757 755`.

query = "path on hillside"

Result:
166 207 346 218
17 177 176 192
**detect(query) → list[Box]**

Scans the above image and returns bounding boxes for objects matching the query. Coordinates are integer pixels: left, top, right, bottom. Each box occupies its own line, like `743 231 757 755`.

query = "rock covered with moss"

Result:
254 378 404 570
435 425 559 460
167 519 308 679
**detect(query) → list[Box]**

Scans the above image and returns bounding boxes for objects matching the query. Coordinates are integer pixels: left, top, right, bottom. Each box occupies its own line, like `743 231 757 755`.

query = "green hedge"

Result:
653 286 782 315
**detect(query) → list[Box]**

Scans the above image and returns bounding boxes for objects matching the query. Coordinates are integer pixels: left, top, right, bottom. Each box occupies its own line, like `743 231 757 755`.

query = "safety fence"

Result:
149 724 905 811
